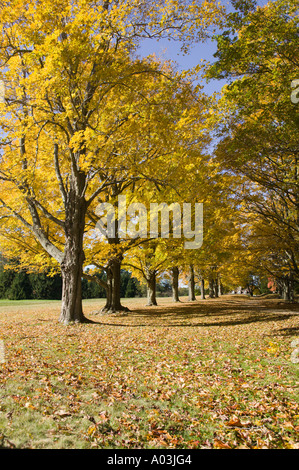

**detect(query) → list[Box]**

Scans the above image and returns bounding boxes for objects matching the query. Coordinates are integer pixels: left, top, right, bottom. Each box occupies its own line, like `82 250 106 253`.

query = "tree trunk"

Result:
101 259 129 313
110 258 123 311
209 278 214 298
289 273 295 302
282 279 289 301
214 276 219 298
188 265 196 301
146 271 157 306
218 277 222 297
60 257 85 323
102 265 113 312
59 184 88 324
101 187 130 313
200 278 205 300
171 266 180 302
282 275 295 302
277 280 283 299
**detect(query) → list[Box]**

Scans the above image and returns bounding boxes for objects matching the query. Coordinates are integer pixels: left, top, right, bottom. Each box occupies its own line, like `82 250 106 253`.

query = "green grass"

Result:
0 295 298 449
0 299 60 306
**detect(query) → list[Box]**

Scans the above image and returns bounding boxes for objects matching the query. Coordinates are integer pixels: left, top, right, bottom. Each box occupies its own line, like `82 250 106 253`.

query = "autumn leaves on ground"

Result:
0 295 298 449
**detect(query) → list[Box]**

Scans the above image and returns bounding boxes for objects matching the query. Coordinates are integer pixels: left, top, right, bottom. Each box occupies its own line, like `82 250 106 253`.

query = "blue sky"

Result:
136 0 270 96
137 36 226 96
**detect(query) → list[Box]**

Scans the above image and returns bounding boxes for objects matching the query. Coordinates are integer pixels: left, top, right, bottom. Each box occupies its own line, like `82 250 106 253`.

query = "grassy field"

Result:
0 295 298 449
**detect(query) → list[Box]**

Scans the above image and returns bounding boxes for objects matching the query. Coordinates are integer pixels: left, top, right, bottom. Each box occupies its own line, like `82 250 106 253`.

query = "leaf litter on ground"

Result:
0 295 298 449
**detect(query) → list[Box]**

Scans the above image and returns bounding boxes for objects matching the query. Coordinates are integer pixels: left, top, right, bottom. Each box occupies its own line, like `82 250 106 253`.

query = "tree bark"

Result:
171 266 180 302
200 278 205 300
209 278 214 298
59 178 88 324
101 258 129 313
214 276 219 298
188 265 196 301
101 184 130 313
289 273 295 302
146 271 157 306
282 275 295 302
102 265 113 312
218 279 223 297
282 279 289 301
60 256 85 324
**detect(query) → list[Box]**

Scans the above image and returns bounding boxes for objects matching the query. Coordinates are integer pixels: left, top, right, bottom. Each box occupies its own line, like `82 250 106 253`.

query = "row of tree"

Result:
0 256 192 300
0 262 279 302
205 0 298 302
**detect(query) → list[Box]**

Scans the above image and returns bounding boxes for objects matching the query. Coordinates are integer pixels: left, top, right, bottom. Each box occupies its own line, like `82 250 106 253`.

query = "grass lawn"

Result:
0 295 298 449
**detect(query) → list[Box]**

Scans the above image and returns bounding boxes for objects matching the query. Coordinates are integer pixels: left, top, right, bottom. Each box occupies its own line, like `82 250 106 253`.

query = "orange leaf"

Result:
214 439 231 449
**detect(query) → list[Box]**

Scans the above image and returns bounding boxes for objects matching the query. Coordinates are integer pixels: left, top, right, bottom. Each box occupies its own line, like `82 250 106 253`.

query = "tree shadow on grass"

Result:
270 326 299 338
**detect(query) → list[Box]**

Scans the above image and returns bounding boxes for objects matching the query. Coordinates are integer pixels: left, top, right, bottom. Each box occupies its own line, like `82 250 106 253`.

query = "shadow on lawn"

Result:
89 298 299 332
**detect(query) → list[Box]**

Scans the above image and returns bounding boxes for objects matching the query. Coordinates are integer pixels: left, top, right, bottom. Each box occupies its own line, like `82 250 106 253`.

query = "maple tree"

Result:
123 240 168 306
169 266 181 302
82 66 213 312
1 0 299 452
0 0 223 323
172 164 241 299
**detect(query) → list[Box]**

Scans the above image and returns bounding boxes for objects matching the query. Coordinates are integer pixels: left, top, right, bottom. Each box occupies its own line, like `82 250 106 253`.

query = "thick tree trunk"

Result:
282 275 295 302
188 265 196 301
171 267 180 302
200 278 205 300
110 258 123 311
277 280 283 298
218 279 223 297
146 272 157 306
289 274 295 302
102 266 113 312
101 189 130 313
59 187 88 324
282 279 289 301
60 256 85 324
214 276 219 298
209 278 214 298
